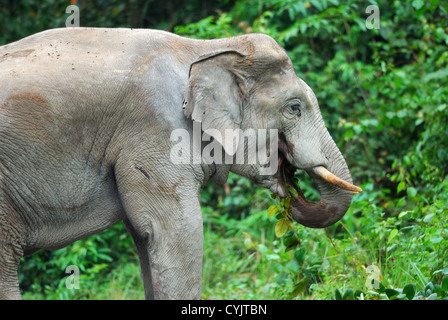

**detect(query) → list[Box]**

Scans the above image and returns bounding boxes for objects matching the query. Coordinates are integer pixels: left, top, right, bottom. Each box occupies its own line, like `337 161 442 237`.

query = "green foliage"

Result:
4 0 447 299
0 0 233 45
267 193 294 239
19 224 142 300
334 278 448 300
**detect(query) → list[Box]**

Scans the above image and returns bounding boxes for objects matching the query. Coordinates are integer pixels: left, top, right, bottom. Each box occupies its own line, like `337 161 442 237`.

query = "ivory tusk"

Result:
312 166 363 194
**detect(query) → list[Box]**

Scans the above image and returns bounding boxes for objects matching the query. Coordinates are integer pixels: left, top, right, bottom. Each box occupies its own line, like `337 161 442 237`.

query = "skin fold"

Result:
0 28 359 299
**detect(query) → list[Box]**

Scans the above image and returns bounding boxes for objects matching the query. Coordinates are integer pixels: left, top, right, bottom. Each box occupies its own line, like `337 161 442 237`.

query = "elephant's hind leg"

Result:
0 203 25 299
0 250 22 299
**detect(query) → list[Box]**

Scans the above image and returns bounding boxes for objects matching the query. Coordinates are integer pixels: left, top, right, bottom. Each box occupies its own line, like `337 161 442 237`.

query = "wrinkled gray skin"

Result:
0 28 355 299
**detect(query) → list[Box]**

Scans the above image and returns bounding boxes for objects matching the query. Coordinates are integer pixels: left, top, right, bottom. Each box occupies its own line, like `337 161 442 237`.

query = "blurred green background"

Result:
2 0 447 300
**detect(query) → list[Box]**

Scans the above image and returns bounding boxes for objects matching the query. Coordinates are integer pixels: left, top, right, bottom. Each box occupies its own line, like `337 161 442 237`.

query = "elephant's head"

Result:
183 34 361 228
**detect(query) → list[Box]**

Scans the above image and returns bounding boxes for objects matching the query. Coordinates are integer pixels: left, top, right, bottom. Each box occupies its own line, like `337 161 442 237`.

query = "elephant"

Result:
0 27 361 299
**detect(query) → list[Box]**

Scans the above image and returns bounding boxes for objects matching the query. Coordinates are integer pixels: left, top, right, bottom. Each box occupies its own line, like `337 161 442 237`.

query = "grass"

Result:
199 179 448 300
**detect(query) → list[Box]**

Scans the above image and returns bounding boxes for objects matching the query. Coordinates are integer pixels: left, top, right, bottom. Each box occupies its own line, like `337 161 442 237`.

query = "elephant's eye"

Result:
289 104 302 116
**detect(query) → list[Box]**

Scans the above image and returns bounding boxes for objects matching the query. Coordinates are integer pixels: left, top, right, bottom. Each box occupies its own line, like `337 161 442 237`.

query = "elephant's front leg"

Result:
116 163 204 300
147 209 203 300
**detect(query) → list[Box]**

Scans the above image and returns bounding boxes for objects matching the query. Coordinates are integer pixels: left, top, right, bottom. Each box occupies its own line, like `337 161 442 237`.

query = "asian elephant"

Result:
0 28 361 299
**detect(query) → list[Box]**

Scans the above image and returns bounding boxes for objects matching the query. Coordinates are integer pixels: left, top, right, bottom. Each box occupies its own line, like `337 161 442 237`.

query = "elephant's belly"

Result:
24 185 125 252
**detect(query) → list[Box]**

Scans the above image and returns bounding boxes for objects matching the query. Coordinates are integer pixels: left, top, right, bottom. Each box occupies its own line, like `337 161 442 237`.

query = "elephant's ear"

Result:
184 51 246 156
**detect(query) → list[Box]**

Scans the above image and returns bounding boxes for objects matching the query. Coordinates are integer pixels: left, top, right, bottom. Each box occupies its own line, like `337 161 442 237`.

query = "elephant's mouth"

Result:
275 152 362 202
274 153 309 202
277 152 362 201
273 152 362 228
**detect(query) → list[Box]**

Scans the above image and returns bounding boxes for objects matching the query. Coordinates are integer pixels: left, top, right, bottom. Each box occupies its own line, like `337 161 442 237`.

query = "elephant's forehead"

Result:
242 33 290 61
255 71 302 102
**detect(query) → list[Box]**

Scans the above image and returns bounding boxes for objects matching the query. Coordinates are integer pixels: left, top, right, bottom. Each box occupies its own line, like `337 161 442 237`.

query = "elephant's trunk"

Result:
280 142 361 229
